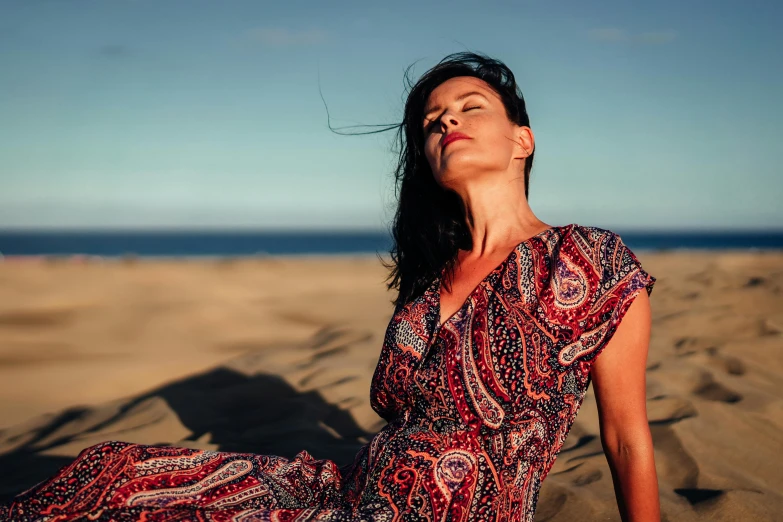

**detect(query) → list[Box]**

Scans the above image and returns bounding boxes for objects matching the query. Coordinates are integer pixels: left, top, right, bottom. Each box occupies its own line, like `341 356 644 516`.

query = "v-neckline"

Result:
434 224 565 330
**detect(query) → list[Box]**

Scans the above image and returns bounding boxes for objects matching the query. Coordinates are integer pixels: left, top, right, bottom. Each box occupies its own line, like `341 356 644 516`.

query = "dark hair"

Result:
326 51 534 309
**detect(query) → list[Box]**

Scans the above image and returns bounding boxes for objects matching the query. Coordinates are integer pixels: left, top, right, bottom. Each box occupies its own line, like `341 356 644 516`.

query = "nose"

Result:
438 110 460 132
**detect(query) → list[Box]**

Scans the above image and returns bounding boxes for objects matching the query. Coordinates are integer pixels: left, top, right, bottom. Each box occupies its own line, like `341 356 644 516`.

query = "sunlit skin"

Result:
422 76 543 322
422 76 661 521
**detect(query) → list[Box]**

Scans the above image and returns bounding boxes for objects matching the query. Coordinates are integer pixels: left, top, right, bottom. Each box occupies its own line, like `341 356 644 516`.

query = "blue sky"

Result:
1 0 780 230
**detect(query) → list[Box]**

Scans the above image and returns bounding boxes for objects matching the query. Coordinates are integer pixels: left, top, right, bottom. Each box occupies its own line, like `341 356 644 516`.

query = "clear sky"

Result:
1 0 780 230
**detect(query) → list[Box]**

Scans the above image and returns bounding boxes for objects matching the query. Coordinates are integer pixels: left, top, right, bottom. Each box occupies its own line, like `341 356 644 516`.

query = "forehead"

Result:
426 76 498 104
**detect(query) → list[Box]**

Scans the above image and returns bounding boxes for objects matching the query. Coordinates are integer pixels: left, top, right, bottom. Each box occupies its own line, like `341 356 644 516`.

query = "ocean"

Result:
0 229 781 257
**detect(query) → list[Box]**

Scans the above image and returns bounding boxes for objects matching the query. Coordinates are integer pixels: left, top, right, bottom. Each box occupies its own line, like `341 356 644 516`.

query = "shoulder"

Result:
556 225 655 365
567 224 637 273
569 223 621 246
543 223 622 267
569 224 654 303
545 223 621 251
552 224 651 304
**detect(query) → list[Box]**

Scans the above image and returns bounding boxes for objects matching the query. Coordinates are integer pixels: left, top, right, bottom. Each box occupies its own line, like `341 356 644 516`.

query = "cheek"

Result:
478 115 507 138
481 119 516 153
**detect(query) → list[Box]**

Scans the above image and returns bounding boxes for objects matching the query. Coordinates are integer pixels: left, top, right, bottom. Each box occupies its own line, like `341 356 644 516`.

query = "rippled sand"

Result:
1 251 781 520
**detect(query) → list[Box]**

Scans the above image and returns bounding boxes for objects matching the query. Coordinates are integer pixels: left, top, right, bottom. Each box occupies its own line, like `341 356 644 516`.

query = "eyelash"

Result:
425 106 481 132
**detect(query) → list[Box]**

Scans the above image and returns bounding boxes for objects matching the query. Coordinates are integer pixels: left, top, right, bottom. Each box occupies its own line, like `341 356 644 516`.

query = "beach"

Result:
1 251 781 520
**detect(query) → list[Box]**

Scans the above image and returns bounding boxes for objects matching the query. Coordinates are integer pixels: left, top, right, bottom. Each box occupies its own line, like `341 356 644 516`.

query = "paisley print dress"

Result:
1 224 655 522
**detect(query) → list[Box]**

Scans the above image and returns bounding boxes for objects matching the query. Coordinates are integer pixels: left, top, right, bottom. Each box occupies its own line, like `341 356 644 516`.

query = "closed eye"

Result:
424 106 481 132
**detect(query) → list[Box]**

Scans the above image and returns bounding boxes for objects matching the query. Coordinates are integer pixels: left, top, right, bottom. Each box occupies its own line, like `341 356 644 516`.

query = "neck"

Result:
452 175 545 256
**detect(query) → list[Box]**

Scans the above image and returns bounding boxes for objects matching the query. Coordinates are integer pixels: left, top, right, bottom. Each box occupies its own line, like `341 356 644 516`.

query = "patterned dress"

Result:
1 224 655 522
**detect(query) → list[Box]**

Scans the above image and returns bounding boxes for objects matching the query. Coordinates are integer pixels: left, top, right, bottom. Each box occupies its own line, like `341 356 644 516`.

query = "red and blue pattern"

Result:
1 223 655 521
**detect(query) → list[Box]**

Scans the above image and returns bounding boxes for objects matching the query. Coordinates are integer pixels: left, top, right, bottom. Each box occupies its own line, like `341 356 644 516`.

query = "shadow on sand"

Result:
0 359 376 503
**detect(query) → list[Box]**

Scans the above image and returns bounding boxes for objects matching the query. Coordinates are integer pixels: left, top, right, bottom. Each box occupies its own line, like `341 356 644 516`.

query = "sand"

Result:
0 251 781 521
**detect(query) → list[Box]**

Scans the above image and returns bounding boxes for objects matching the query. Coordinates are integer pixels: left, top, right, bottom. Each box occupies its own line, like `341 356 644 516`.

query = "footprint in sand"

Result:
721 356 746 376
691 370 742 403
673 336 720 358
703 346 747 376
647 395 698 425
759 318 782 336
570 463 603 487
674 487 725 506
744 276 765 288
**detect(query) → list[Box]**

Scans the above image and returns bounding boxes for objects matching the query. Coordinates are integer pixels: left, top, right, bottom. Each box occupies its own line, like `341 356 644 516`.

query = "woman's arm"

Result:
590 290 661 522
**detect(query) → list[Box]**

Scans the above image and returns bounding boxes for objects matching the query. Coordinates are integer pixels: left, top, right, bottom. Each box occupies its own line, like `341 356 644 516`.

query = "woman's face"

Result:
422 76 531 187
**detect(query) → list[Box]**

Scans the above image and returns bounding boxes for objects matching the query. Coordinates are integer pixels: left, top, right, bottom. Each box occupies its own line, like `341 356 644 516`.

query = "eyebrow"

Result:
424 91 490 118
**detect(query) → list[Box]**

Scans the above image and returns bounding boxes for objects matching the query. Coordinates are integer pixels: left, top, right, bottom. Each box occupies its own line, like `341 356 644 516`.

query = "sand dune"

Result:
0 251 781 520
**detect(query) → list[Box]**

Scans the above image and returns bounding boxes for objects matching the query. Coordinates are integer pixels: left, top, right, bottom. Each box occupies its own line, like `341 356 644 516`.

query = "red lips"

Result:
441 132 472 150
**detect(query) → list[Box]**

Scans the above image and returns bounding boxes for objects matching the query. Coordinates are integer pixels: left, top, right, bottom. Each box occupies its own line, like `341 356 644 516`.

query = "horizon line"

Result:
1 226 783 234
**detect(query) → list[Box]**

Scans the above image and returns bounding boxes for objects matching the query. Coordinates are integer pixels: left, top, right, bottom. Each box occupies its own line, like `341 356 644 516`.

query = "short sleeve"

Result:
577 231 656 364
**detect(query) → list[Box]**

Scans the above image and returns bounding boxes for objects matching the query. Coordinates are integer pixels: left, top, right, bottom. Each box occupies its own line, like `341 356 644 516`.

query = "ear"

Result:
514 126 535 159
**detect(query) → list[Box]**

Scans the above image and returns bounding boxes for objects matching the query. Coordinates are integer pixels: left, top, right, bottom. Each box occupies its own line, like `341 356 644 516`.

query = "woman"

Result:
1 52 658 521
